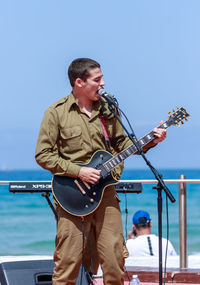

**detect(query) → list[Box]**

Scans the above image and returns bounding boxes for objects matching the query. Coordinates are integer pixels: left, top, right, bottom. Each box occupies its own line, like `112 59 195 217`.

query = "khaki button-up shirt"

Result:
35 93 155 177
35 93 132 177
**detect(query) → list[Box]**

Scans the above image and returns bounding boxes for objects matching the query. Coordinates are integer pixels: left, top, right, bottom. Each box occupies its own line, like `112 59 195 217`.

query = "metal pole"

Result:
157 187 163 285
179 174 187 268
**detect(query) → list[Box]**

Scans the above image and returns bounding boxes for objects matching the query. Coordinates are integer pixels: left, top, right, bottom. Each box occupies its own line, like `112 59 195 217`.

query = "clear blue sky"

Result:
0 0 199 170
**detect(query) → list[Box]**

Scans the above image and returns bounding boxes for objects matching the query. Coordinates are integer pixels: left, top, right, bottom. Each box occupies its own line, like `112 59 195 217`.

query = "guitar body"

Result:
52 150 118 216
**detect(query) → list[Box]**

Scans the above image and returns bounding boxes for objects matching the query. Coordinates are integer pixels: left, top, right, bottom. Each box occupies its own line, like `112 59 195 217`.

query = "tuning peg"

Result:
176 106 179 109
172 109 175 112
181 121 184 124
168 112 171 115
185 118 188 121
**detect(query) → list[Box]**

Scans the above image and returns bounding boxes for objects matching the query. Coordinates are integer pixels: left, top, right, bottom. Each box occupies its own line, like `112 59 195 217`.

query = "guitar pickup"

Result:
83 181 91 190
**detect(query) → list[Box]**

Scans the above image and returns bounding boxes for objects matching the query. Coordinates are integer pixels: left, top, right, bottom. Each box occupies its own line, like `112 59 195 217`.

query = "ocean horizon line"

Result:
0 167 199 172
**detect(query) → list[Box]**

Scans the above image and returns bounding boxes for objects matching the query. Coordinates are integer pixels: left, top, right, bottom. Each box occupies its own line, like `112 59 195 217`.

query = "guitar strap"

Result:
99 115 112 153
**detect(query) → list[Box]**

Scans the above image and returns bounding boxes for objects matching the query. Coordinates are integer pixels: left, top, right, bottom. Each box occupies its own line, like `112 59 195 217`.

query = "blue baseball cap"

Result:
133 210 151 225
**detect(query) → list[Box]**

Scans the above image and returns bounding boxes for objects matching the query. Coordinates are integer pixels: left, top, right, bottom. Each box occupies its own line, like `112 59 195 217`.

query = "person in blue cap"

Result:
126 210 177 256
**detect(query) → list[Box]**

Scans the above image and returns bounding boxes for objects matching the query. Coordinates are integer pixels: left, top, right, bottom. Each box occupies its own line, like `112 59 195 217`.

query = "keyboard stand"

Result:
41 192 58 221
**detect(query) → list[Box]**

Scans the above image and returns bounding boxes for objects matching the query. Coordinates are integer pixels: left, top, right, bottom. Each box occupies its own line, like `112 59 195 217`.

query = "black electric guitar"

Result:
52 107 189 216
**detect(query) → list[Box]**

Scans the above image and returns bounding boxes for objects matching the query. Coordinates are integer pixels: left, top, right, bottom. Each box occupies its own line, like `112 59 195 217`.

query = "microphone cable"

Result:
112 101 144 156
123 188 131 283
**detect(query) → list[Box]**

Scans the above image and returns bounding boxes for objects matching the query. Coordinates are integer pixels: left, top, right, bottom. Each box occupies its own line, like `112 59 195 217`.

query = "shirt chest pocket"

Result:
60 126 83 152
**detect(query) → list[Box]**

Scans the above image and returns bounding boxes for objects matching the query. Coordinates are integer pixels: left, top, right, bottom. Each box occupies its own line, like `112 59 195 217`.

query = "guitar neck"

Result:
103 121 169 173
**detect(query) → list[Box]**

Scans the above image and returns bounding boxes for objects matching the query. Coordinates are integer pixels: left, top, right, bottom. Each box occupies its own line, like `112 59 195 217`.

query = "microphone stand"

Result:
104 99 176 285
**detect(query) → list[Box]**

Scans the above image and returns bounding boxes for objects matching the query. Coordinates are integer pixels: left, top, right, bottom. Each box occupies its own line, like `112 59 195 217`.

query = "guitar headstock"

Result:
167 107 190 127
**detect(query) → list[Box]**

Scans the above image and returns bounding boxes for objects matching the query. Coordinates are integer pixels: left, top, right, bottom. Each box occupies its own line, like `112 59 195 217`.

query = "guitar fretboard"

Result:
103 122 169 173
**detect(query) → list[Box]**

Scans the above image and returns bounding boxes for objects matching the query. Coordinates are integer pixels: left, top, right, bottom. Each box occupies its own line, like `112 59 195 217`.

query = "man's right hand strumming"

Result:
78 167 101 184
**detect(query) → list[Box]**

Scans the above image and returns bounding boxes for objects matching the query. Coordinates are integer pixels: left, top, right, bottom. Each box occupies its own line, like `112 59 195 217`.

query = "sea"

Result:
0 169 199 257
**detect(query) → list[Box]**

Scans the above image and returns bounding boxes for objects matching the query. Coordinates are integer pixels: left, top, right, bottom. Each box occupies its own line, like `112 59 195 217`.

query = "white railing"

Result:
1 176 200 269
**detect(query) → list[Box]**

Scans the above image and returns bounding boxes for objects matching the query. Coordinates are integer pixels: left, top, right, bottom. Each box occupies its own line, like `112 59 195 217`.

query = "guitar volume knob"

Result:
90 198 94 203
93 192 96 196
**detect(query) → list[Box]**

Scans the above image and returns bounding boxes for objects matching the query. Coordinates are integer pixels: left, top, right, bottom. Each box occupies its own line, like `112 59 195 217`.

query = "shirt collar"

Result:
67 92 102 119
67 92 77 111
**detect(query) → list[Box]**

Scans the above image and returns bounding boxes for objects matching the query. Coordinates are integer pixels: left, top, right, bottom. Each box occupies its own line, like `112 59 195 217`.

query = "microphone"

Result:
98 89 119 107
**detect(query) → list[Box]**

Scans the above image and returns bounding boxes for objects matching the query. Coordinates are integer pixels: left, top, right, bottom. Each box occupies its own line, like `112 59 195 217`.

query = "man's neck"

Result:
136 229 151 236
73 91 93 117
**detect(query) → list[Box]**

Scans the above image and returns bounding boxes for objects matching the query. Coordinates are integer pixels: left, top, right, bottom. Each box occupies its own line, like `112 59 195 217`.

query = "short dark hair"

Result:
68 58 101 87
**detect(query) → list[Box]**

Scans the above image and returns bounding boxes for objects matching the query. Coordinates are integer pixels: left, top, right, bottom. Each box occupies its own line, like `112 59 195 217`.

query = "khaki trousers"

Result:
52 186 128 285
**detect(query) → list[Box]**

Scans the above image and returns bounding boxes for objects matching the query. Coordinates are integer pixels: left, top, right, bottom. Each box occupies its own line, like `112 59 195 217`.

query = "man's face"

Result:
80 67 105 101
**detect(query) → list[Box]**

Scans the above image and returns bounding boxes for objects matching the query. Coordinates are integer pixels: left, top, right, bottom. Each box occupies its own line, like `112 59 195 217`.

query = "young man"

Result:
126 210 177 256
35 58 166 285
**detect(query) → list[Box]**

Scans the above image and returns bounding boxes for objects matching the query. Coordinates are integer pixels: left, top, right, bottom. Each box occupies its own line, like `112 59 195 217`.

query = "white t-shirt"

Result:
126 234 177 256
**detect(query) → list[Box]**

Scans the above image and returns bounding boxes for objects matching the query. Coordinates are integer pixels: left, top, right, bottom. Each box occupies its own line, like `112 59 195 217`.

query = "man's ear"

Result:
150 221 152 228
133 224 136 231
74 78 84 88
132 224 137 236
